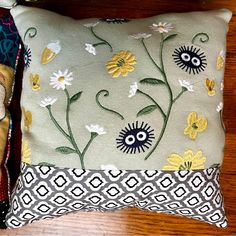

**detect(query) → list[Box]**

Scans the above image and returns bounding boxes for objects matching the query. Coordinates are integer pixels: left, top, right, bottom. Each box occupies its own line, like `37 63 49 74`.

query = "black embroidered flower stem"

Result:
137 89 166 119
96 89 124 120
90 27 113 52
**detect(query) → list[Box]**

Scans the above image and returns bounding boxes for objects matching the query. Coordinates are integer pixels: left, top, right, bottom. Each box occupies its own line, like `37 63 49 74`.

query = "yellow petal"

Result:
216 55 224 70
207 89 216 96
112 69 121 78
187 112 197 126
189 129 198 140
162 165 179 171
184 126 192 135
196 118 208 132
167 154 184 166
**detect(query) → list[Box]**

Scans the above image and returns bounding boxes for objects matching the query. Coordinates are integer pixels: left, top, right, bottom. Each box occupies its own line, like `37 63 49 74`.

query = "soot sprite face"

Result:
116 121 155 154
172 45 207 74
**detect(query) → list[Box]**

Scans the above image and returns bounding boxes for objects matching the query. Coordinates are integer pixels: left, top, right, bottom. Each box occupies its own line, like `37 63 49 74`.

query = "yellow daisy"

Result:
106 50 137 78
22 139 31 164
162 149 206 171
184 112 207 140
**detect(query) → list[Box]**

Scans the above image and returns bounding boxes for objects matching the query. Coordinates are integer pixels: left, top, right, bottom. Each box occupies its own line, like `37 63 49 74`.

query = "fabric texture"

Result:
8 5 232 228
0 13 21 228
0 0 17 9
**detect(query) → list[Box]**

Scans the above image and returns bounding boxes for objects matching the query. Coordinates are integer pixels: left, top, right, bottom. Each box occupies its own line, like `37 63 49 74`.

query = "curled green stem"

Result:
137 89 166 119
96 89 124 120
23 27 37 42
90 27 113 52
191 32 209 44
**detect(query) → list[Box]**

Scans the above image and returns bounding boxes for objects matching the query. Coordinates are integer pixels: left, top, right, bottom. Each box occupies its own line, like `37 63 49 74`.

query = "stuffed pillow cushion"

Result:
0 13 20 228
0 0 17 9
7 5 231 228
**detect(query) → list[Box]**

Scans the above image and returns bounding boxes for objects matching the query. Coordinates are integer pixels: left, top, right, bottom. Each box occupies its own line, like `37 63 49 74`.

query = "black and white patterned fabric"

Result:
6 164 227 228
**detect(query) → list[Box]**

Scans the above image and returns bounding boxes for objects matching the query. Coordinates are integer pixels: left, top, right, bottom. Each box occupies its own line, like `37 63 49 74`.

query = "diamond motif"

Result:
122 174 141 190
86 174 106 190
139 183 155 197
103 184 123 199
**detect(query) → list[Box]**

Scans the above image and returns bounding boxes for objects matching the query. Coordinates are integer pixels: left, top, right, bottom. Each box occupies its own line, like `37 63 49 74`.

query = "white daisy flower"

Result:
100 164 118 171
86 124 106 135
216 102 223 112
178 79 194 92
130 33 152 39
40 97 57 108
50 69 73 90
128 82 138 98
84 21 99 28
85 43 96 55
150 22 174 33
220 80 224 91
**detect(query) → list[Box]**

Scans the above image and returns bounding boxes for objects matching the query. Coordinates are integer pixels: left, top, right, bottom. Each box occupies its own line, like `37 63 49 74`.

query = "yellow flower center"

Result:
58 76 65 82
179 161 192 170
116 58 125 67
192 122 198 129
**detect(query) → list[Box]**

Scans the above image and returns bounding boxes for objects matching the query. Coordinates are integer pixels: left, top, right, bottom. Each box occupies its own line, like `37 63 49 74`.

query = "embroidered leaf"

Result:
70 91 82 104
209 163 220 169
164 34 178 42
55 146 76 154
137 105 157 117
38 162 55 167
140 78 165 85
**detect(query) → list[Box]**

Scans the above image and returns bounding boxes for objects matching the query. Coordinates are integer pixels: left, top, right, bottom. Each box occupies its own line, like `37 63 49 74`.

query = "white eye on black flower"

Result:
172 45 207 74
24 45 32 69
116 121 155 154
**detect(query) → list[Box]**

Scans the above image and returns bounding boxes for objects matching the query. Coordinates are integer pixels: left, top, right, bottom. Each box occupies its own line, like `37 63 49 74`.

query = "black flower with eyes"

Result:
116 121 155 154
172 45 207 74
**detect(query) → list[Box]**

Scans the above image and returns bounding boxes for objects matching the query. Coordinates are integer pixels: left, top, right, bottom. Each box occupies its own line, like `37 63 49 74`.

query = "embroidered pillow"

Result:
7 5 231 228
0 13 21 228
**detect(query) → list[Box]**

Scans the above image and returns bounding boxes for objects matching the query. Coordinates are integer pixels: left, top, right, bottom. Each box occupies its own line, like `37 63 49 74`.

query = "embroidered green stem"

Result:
23 27 37 42
64 89 85 169
137 89 166 119
172 87 187 103
141 34 175 161
191 32 209 44
93 42 107 47
141 39 163 76
81 132 98 163
90 27 113 52
47 106 70 141
96 89 124 120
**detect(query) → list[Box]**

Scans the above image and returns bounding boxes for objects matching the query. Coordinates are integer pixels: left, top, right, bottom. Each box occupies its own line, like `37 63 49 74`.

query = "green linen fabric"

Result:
10 6 231 171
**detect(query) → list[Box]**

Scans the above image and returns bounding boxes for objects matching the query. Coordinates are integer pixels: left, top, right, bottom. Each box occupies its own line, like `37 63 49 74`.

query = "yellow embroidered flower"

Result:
106 50 137 78
184 112 208 140
205 78 215 96
22 139 31 164
216 50 225 70
22 107 32 132
30 73 40 91
162 149 206 171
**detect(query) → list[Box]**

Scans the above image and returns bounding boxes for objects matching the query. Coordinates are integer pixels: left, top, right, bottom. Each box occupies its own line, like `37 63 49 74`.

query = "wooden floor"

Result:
2 0 236 235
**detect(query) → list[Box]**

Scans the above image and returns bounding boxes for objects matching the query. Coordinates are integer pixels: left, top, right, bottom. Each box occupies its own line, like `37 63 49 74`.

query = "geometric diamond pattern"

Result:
6 164 227 228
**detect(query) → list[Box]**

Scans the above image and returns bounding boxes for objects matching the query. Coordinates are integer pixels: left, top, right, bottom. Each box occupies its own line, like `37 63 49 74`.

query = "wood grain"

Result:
3 0 236 235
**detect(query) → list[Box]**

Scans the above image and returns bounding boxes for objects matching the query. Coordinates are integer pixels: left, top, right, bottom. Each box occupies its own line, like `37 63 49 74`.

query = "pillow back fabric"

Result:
6 5 231 228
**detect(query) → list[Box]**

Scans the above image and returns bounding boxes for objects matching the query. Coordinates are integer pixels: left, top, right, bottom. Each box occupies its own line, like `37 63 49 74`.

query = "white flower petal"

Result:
101 164 118 171
130 33 152 39
84 21 99 28
86 124 106 135
178 79 194 92
49 69 74 90
150 22 174 33
40 97 57 107
128 82 138 98
216 102 223 112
